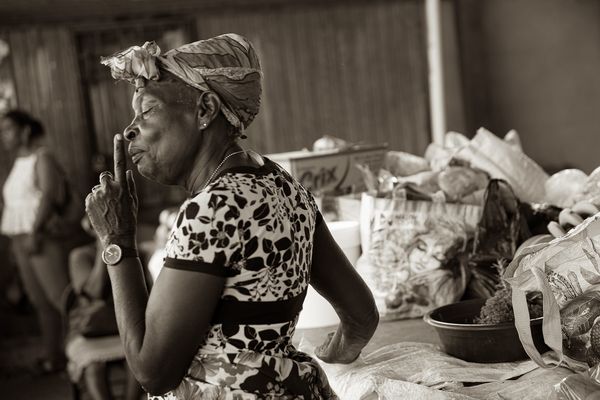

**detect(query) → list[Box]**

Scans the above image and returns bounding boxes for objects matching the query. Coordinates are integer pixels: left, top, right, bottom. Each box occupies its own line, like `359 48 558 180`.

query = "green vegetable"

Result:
474 287 543 324
474 259 543 324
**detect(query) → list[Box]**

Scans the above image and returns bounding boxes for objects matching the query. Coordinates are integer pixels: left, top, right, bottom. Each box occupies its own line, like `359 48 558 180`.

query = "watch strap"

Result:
120 247 139 258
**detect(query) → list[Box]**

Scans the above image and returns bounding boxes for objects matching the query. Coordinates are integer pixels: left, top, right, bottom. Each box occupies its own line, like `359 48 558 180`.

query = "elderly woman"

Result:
86 34 378 399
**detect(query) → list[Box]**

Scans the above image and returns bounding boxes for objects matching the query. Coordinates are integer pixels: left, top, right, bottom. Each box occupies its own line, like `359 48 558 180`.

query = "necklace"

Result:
201 150 246 190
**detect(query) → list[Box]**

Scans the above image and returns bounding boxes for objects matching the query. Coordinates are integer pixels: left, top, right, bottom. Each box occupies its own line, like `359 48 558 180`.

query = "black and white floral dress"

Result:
149 159 337 400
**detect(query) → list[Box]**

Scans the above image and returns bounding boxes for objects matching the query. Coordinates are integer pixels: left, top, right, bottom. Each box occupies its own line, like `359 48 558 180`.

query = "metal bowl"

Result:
424 298 548 363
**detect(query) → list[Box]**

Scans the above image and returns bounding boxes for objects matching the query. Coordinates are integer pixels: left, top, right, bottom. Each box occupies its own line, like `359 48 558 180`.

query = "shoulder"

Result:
34 149 60 171
176 185 246 226
33 149 63 186
166 188 244 264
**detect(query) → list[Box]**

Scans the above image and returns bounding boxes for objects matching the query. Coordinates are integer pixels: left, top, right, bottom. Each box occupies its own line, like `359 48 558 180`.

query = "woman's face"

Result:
0 117 23 151
407 235 445 274
124 82 200 185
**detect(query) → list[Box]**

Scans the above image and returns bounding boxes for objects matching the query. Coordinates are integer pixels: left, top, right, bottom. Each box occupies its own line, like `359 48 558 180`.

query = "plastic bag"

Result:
384 151 431 177
463 180 526 299
545 169 589 208
300 340 561 400
472 180 526 261
357 193 481 320
553 366 600 400
455 127 549 203
505 214 600 369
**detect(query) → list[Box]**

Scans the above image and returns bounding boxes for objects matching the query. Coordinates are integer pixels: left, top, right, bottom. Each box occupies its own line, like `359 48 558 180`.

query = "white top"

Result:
1 153 42 235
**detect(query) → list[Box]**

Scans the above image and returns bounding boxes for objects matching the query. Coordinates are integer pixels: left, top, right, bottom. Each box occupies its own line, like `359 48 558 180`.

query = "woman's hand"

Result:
315 327 363 364
85 134 138 249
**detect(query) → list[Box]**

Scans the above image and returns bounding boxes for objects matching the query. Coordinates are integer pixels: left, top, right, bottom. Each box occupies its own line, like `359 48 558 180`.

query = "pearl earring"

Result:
201 123 207 129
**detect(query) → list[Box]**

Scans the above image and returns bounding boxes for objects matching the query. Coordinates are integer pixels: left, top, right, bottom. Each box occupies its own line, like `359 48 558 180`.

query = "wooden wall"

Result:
1 0 432 215
7 27 93 195
196 1 431 155
0 34 18 187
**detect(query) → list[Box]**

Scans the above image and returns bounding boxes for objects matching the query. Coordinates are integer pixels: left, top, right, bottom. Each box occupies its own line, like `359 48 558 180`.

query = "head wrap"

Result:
100 34 262 135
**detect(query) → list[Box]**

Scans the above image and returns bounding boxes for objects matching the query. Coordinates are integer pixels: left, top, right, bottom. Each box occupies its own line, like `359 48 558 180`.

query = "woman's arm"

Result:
310 220 379 363
32 152 60 236
85 135 225 395
106 256 224 395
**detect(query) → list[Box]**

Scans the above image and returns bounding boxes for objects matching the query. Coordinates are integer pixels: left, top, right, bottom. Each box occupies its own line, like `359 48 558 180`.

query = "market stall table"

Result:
294 319 579 399
294 318 439 353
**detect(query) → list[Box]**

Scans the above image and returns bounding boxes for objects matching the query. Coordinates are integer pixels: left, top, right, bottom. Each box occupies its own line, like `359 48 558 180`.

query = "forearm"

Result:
327 285 379 359
311 223 380 363
335 301 379 346
107 257 151 380
32 193 55 233
313 264 379 349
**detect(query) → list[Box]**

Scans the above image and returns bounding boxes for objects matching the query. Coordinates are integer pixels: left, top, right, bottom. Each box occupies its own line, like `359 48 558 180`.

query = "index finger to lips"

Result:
113 134 127 185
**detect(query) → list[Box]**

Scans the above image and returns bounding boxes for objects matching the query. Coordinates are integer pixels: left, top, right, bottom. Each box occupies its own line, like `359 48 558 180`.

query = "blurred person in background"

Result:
86 34 378 399
0 109 84 373
65 215 143 400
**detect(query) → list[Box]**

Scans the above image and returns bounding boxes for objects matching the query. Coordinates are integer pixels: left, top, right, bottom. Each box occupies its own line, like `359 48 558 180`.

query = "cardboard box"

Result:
268 144 387 194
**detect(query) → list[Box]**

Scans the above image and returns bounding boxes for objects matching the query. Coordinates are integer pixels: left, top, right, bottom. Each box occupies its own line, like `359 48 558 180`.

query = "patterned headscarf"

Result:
100 34 262 135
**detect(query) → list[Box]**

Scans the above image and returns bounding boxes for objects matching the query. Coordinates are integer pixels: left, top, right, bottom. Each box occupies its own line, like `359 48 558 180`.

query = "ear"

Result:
196 91 222 129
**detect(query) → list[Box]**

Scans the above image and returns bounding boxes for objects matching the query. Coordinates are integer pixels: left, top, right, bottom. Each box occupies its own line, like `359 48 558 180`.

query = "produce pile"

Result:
354 131 494 319
474 260 543 324
358 140 490 206
355 126 600 326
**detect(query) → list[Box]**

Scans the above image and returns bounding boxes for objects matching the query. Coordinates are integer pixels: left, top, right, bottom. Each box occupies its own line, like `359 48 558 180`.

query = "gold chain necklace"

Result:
201 150 246 191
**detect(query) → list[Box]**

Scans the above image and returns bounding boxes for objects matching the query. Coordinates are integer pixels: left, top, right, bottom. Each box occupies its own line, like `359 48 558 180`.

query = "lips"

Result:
131 153 144 164
129 148 145 164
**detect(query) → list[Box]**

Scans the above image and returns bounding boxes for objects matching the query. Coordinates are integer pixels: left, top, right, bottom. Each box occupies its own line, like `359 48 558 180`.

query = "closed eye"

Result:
141 107 156 118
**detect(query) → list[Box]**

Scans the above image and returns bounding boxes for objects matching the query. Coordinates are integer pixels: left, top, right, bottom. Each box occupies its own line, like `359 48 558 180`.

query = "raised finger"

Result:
113 134 127 185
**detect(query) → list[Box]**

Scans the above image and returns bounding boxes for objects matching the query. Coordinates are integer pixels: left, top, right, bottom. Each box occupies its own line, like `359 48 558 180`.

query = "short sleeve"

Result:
315 210 323 228
163 191 241 277
305 192 323 229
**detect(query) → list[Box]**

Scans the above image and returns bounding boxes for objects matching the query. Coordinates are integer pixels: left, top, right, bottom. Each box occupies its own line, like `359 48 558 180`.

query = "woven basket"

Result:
456 128 548 203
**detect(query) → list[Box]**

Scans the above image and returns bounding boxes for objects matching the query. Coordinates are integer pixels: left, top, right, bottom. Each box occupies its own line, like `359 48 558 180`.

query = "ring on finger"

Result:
99 171 113 182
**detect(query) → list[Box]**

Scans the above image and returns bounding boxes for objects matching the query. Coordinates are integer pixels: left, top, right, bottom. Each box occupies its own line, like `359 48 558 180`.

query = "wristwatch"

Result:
102 244 139 266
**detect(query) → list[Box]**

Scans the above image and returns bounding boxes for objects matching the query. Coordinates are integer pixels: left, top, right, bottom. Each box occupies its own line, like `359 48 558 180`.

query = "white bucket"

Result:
296 220 361 329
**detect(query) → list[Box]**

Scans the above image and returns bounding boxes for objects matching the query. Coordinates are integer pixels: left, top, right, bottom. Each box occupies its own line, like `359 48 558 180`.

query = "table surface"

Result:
294 318 440 354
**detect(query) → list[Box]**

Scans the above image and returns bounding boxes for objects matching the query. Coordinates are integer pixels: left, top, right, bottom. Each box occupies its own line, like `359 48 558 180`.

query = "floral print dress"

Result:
149 160 337 400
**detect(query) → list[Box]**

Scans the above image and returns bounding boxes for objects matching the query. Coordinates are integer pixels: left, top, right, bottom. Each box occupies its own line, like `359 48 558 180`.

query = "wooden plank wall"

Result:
0 0 431 217
7 27 93 196
196 0 431 155
0 34 18 187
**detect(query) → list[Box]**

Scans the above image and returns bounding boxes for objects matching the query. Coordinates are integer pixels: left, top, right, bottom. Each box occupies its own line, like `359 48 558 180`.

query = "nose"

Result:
123 121 139 141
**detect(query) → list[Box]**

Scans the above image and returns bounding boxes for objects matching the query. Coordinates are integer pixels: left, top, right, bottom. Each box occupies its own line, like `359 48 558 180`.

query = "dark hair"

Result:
3 109 45 143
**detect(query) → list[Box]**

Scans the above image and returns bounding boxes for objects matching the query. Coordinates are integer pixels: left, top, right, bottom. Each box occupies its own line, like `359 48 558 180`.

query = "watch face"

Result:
103 244 122 265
